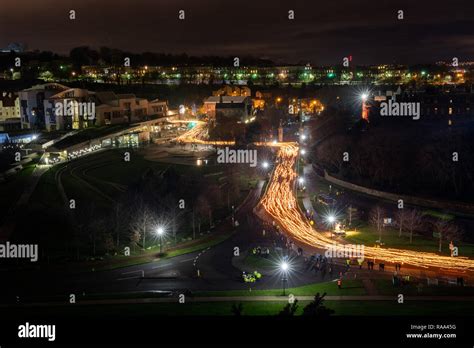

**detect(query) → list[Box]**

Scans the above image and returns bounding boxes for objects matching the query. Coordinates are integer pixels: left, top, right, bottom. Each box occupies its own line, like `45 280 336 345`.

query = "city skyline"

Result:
1 0 474 65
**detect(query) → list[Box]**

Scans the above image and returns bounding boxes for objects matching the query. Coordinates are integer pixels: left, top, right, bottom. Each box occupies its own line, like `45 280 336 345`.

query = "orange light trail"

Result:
259 143 474 272
173 122 234 146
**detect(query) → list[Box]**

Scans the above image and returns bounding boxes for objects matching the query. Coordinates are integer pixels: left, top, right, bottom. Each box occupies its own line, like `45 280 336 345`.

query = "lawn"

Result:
242 253 274 269
0 164 35 216
344 224 474 257
373 279 474 296
195 279 366 297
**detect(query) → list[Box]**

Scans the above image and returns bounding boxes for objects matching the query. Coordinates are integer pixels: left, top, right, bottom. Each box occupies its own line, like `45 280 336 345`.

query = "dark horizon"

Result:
1 0 474 65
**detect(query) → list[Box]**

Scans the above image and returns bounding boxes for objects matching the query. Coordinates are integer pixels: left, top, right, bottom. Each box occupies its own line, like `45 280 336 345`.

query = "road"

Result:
0 175 342 305
258 142 474 275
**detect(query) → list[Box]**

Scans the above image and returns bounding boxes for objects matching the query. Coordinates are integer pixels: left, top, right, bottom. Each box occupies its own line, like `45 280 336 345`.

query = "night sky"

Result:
1 0 474 65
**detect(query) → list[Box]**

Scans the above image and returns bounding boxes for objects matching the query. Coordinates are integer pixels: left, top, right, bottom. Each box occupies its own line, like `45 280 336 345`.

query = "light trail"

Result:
259 143 474 272
173 122 234 145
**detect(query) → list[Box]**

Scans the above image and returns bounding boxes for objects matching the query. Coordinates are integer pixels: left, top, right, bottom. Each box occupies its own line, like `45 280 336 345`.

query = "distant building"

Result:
369 86 474 121
18 83 69 129
43 88 168 131
204 95 253 122
0 43 25 53
0 92 20 121
212 85 251 97
207 96 253 124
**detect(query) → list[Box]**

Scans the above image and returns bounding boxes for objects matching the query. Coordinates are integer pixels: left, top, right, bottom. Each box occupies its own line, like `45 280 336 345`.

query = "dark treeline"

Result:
311 112 474 203
0 47 276 71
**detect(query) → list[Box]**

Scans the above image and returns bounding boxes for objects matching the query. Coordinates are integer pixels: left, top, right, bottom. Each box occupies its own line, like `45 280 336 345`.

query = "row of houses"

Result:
0 83 168 132
367 85 474 120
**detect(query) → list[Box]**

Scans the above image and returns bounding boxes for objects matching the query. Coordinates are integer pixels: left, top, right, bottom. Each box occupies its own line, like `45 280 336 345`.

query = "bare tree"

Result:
102 233 115 254
433 219 461 252
129 230 141 251
405 209 423 244
89 218 108 257
130 203 155 250
196 195 211 231
369 205 385 243
395 209 408 237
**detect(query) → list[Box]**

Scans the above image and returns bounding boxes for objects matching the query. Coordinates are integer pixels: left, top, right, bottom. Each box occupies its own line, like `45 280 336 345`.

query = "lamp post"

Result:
156 227 165 254
281 261 289 296
327 215 336 238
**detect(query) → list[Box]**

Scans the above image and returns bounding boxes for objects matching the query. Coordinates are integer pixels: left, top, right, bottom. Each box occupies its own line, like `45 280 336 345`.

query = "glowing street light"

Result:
262 161 269 169
300 134 307 141
300 149 306 155
156 227 165 253
280 261 290 295
298 177 305 185
361 93 368 101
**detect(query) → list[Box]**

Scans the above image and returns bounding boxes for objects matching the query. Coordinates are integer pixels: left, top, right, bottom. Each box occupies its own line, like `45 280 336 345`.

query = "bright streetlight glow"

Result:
156 227 165 253
361 93 368 101
300 149 306 155
300 134 307 141
262 161 269 169
281 261 289 272
298 177 304 184
327 215 336 223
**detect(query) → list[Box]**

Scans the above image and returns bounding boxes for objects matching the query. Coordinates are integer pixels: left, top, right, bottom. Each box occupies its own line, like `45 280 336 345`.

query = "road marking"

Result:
117 269 144 280
117 276 141 281
121 270 143 275
179 258 195 263
152 263 172 269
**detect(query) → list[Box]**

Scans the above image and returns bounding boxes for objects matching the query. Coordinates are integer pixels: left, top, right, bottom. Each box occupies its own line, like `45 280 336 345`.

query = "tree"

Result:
89 217 108 257
130 203 155 250
102 233 115 254
278 299 299 317
196 195 211 232
405 209 423 244
433 219 461 252
395 209 408 237
369 206 385 243
129 230 141 251
302 293 334 317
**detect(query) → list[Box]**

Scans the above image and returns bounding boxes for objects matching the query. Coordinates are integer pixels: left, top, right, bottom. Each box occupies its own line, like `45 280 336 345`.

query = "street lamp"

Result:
156 227 165 253
281 261 289 295
262 161 269 169
300 149 306 155
326 215 336 238
298 177 305 185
